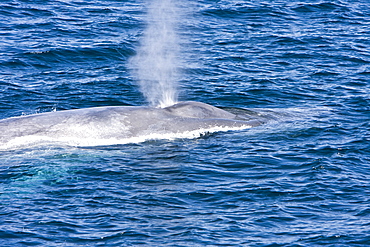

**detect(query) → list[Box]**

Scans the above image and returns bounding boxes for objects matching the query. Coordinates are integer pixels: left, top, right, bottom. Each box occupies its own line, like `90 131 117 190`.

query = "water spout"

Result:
129 0 179 108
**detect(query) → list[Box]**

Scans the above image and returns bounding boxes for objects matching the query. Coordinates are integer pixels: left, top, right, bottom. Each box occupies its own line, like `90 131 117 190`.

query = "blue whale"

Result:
0 101 264 149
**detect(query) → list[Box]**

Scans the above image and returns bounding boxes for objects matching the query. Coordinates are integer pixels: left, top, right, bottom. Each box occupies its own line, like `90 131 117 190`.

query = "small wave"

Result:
292 2 349 13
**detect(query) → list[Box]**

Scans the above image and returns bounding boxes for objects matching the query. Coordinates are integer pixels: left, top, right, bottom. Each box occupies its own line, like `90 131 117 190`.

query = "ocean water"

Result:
0 0 369 246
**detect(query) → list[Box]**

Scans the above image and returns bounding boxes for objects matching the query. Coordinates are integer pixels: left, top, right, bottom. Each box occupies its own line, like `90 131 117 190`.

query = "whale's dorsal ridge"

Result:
164 101 236 119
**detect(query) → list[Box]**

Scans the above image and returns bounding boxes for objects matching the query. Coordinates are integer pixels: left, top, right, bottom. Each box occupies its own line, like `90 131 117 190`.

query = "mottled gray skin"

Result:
0 101 263 147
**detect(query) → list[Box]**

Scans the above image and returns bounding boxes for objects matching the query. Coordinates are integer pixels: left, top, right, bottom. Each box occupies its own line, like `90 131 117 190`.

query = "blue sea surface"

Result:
1 0 369 246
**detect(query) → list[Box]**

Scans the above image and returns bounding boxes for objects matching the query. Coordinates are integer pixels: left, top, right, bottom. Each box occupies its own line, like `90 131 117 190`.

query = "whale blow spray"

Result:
130 0 180 108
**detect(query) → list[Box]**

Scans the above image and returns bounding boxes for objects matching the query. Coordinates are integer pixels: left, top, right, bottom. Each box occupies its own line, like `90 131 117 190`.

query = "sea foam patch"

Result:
0 124 254 150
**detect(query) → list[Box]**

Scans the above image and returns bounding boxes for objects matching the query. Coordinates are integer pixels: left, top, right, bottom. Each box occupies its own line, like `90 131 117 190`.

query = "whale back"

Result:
164 101 235 119
0 101 265 149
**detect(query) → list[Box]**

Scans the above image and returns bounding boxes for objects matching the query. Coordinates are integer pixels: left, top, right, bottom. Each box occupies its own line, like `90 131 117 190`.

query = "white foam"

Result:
0 124 252 150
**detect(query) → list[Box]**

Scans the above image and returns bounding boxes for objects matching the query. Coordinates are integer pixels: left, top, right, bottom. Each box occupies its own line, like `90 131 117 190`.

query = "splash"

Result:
129 0 179 108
